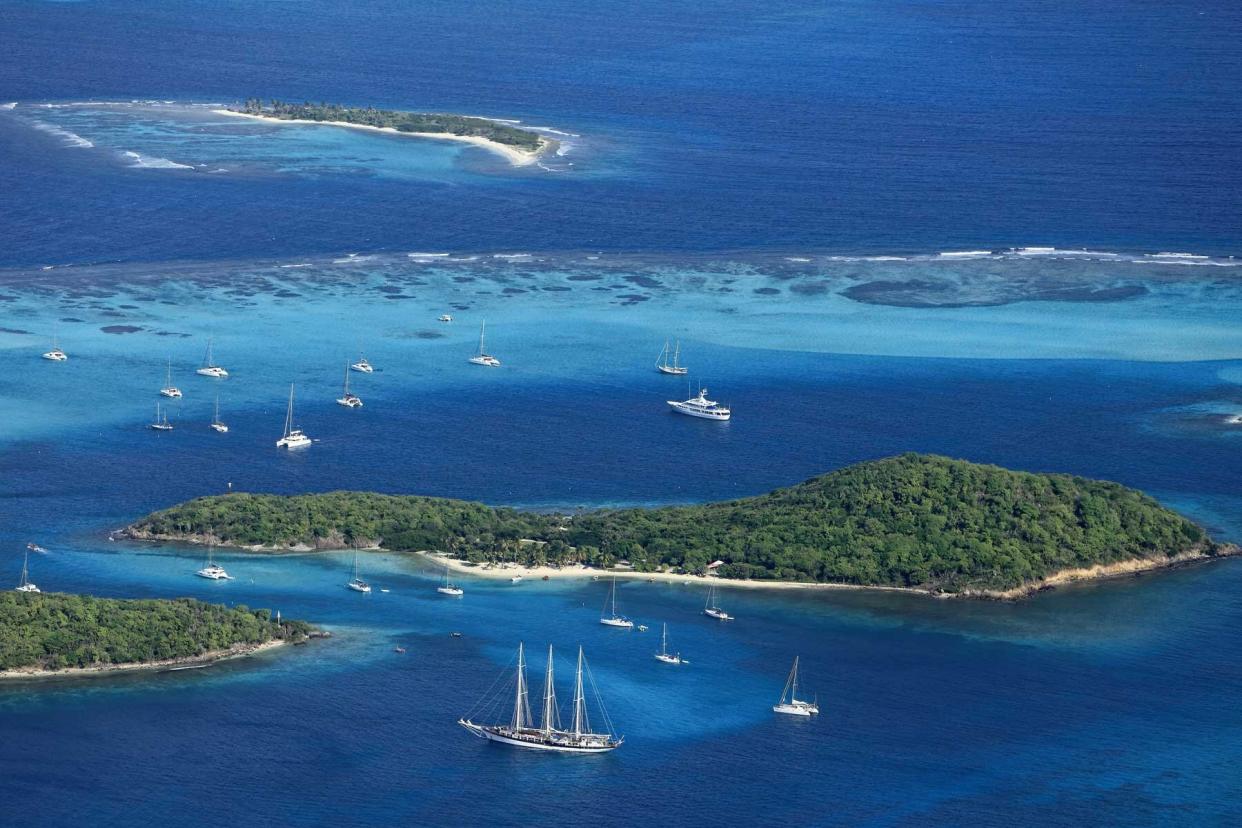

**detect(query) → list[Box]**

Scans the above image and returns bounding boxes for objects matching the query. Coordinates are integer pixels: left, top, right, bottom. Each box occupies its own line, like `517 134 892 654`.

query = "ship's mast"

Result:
511 642 531 730
572 646 586 737
541 645 557 736
791 656 800 702
661 623 668 656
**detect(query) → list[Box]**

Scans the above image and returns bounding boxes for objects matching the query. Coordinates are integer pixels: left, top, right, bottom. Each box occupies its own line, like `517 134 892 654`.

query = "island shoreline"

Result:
0 638 288 682
211 109 554 166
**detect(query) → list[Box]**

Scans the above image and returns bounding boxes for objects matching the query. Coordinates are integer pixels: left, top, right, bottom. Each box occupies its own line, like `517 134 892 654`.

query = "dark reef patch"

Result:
0 327 31 335
567 273 602 282
101 325 143 334
753 287 781 295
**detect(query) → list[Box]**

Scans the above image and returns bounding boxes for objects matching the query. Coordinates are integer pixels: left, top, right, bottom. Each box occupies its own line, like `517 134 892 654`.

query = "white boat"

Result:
26 543 48 554
668 387 731 420
773 656 819 716
195 546 231 580
149 403 174 432
160 358 182 398
346 551 371 593
275 384 312 448
703 582 733 620
599 576 634 628
42 332 67 362
654 623 686 664
195 337 228 378
438 314 453 322
350 356 374 373
656 339 688 375
210 393 229 433
14 550 40 593
437 563 464 596
458 643 623 753
510 574 523 583
468 320 501 367
336 363 363 408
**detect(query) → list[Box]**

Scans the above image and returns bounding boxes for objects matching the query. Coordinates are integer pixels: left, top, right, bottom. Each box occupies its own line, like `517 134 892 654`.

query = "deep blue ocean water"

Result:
1 0 1241 825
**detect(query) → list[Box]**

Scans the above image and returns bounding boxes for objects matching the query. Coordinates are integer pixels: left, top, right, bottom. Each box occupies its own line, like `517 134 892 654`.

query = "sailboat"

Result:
654 623 686 664
703 582 733 620
196 337 229 378
437 563 464 596
346 551 371 593
458 643 623 753
210 393 229 433
773 656 819 716
42 331 67 362
599 576 634 628
275 383 312 448
195 545 231 580
336 363 363 408
14 550 40 593
656 339 688 375
468 320 501 367
160 358 183 398
149 403 174 431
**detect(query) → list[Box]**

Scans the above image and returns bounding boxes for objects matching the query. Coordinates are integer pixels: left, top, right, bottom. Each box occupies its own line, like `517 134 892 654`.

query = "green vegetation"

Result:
127 454 1228 593
234 99 545 150
0 593 312 672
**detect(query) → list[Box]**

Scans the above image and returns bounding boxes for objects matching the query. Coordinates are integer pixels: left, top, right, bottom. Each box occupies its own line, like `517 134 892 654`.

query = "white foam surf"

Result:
122 150 192 169
30 120 94 148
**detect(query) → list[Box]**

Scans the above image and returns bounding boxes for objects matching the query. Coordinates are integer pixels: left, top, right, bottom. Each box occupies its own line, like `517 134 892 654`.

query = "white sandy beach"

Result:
211 109 550 166
0 638 286 681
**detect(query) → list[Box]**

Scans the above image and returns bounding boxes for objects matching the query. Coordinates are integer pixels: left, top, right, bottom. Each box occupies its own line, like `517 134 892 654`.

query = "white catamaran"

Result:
196 337 228 378
276 383 312 448
336 363 363 408
703 582 733 620
346 551 371 593
42 332 67 362
468 320 501 367
15 550 40 593
656 339 688 375
458 643 623 753
599 576 634 628
195 546 231 580
654 623 687 664
160 358 183 398
437 563 464 596
773 656 819 716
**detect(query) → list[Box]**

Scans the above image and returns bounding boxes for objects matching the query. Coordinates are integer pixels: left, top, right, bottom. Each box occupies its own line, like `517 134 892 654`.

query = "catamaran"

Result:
346 551 371 593
468 320 501 367
773 656 819 716
160 358 183 398
599 576 634 628
437 563 464 596
149 403 174 432
668 386 731 420
196 337 228 378
276 383 312 448
350 354 374 373
195 546 231 580
458 643 623 753
336 363 363 408
656 339 688 375
210 393 228 433
703 582 733 620
42 330 67 362
15 550 40 593
654 623 687 664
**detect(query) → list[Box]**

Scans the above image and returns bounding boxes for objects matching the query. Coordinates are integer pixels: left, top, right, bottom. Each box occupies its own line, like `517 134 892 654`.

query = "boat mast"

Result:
661 623 668 656
20 551 29 588
478 320 486 356
204 337 213 368
541 645 557 737
673 340 681 370
572 646 586 737
791 656 800 702
213 392 221 424
611 576 617 617
512 642 531 730
284 384 295 437
343 363 350 396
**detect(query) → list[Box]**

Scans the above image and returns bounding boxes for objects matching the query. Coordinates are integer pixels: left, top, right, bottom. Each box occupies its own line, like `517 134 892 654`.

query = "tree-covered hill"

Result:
0 593 313 672
125 454 1231 593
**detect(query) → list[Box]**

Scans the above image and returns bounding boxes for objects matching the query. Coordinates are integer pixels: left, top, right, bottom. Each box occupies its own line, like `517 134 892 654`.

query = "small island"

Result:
123 454 1237 599
216 99 554 166
0 592 315 679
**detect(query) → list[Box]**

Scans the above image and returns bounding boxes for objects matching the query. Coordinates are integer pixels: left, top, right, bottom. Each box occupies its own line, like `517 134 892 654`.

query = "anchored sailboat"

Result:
336 363 363 408
703 582 733 620
773 656 819 716
468 320 501 367
654 623 686 664
42 330 67 362
15 550 40 593
656 339 688 375
346 551 371 593
210 393 228 433
599 576 634 628
276 384 311 448
458 643 623 753
437 563 464 596
196 337 228 378
149 403 174 432
195 545 231 580
160 358 183 398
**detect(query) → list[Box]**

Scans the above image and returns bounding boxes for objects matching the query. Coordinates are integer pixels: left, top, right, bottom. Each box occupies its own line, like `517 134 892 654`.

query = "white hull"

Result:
657 366 688 375
336 396 363 408
600 617 633 628
196 569 231 580
654 653 685 664
196 367 228 378
276 434 311 449
437 586 464 596
210 422 229 433
468 355 500 367
14 583 40 593
149 424 174 432
42 351 67 362
668 402 730 420
704 608 733 620
160 388 182 399
350 362 373 373
459 721 620 753
347 581 372 593
773 702 818 716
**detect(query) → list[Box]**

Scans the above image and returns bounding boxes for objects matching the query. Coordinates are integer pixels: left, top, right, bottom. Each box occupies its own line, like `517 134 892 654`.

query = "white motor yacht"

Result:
350 356 374 373
668 387 731 420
